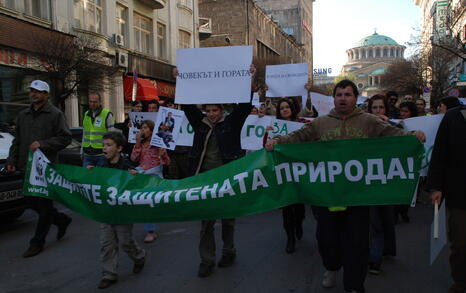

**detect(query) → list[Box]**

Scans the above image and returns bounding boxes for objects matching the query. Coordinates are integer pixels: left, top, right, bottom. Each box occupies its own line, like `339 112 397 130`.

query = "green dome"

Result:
354 32 398 47
371 68 386 75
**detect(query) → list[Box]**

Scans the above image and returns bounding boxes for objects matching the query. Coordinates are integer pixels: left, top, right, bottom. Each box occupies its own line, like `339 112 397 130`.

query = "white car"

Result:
0 131 27 221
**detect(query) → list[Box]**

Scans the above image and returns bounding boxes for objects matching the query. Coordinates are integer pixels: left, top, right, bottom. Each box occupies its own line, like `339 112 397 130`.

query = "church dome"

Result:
354 32 399 47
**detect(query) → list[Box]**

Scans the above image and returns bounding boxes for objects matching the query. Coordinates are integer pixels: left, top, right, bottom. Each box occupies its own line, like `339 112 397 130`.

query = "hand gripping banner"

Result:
23 136 424 224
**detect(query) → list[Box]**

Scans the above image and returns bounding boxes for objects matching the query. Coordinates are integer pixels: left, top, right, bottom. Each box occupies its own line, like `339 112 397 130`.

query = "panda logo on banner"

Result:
29 150 50 188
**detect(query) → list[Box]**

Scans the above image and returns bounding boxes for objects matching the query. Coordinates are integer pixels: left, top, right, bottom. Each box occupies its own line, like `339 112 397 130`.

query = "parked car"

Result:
57 127 83 166
0 126 27 222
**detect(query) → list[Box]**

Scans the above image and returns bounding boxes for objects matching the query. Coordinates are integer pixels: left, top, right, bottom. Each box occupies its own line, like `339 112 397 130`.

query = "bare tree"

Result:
381 58 425 96
30 32 120 110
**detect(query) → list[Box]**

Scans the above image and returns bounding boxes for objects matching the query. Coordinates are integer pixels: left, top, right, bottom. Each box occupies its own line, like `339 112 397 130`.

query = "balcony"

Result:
137 0 165 9
199 17 212 40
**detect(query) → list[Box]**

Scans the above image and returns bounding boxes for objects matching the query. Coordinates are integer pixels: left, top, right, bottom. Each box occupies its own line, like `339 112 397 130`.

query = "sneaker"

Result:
197 263 214 278
133 258 145 274
322 270 337 288
22 246 43 258
97 279 117 289
57 217 72 240
143 232 157 243
218 254 236 267
368 263 381 275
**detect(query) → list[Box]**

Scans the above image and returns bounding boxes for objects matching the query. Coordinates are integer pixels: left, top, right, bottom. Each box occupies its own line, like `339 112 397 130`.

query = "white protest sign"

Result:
311 92 334 116
151 107 185 150
402 114 443 176
430 202 447 265
266 63 308 98
177 116 195 147
252 92 261 107
240 116 305 150
128 112 158 143
175 114 306 150
29 149 50 187
240 115 274 150
175 46 253 104
357 97 368 104
273 119 305 135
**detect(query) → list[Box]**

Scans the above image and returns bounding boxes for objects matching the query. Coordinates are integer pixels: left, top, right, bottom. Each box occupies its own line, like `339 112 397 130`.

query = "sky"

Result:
312 0 421 75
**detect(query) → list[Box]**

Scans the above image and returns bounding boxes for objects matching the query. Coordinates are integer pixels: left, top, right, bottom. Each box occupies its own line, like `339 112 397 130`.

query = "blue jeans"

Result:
83 154 107 168
369 205 396 265
136 165 163 232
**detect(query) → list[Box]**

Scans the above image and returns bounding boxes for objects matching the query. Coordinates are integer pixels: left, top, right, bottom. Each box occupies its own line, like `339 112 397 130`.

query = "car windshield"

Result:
0 132 14 161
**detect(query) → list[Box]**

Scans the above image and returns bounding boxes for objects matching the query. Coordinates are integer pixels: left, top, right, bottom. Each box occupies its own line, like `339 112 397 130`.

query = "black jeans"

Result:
448 208 466 287
282 204 305 239
312 206 370 292
28 197 71 248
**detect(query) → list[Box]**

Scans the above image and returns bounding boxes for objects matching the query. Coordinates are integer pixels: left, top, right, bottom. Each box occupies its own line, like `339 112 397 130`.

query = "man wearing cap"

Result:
82 92 116 168
6 80 72 258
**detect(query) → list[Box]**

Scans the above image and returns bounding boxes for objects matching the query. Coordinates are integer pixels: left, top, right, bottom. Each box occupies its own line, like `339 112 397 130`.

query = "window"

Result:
355 50 359 59
178 0 192 8
134 13 152 54
178 30 191 49
116 4 127 44
383 48 388 57
390 48 394 57
0 0 15 9
361 49 366 58
157 22 167 59
368 49 373 58
74 0 103 34
375 48 381 57
24 0 50 19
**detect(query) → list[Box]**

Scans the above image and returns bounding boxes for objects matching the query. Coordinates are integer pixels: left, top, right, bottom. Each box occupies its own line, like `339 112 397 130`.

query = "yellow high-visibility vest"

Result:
82 108 111 149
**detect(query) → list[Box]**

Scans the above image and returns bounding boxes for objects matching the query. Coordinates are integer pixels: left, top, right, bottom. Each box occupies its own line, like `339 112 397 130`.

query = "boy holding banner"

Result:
93 131 146 289
266 80 425 293
176 65 256 278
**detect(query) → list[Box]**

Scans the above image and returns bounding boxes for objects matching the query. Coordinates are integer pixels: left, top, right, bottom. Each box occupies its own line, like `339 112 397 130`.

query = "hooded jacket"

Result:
182 103 252 176
275 107 408 144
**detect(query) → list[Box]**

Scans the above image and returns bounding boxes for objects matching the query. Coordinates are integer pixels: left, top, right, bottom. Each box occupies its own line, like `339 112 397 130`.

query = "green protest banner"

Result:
24 136 423 224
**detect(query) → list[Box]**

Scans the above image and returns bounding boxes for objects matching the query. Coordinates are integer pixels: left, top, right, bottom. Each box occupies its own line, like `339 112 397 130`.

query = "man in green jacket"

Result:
6 80 72 258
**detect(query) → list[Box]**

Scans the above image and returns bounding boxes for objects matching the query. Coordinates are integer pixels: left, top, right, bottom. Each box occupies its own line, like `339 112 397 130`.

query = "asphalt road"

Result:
0 200 451 293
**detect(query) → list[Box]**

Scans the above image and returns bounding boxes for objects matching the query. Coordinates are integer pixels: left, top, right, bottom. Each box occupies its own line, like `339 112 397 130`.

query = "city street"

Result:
1 199 451 293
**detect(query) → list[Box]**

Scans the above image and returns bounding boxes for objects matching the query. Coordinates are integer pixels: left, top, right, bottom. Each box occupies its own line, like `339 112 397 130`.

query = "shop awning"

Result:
123 75 159 101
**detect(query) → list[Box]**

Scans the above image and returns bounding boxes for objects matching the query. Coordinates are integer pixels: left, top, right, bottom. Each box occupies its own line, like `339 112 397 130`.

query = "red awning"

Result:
123 75 159 101
156 81 175 98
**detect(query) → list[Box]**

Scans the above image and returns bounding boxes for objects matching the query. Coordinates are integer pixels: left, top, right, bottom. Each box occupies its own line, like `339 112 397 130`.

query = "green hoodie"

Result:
276 107 409 144
275 107 411 212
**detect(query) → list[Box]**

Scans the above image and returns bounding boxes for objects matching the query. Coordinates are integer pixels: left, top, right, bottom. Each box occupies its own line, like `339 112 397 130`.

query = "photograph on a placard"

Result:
128 112 158 143
151 107 184 150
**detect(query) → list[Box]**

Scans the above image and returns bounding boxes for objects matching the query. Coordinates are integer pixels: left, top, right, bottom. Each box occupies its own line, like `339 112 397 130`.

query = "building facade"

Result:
0 0 200 127
342 32 406 97
254 0 313 65
414 0 466 100
198 0 307 83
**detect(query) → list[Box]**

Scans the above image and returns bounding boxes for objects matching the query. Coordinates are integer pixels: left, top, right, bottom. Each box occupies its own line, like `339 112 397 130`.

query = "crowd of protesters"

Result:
5 76 465 293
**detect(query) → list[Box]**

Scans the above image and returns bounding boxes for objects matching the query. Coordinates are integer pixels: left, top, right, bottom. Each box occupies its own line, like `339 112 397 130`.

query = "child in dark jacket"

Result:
87 131 146 290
